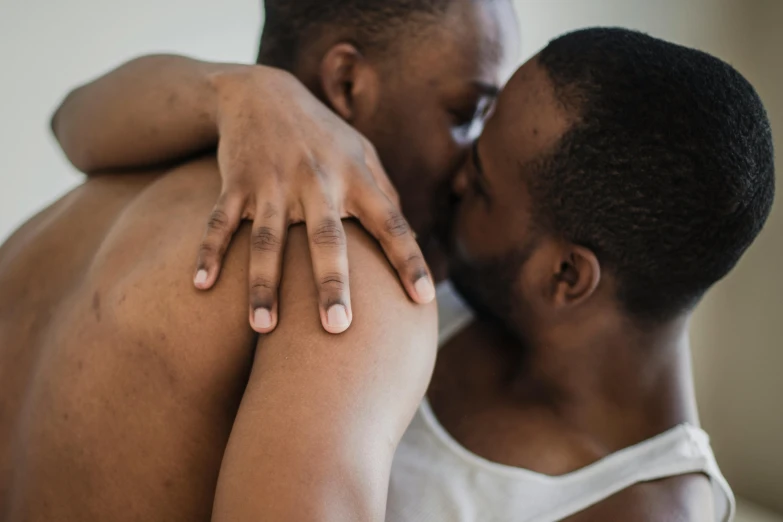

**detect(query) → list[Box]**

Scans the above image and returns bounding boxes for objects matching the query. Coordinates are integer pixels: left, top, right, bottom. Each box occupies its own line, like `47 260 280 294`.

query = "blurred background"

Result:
1 1 780 520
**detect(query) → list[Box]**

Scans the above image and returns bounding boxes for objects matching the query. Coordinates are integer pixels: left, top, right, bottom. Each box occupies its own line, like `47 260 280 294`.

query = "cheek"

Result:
453 202 518 265
363 97 468 232
411 117 466 181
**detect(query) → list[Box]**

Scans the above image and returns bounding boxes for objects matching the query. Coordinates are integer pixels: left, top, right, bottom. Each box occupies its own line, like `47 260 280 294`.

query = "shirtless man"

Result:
0 1 518 520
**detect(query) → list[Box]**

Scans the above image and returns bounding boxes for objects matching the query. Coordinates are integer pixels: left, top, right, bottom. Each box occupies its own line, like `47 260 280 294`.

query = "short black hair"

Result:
531 28 775 321
258 0 452 70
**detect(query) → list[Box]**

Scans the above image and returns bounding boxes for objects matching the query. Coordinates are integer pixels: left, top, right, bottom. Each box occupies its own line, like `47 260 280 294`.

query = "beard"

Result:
448 247 538 355
448 247 524 324
442 206 540 345
433 183 538 342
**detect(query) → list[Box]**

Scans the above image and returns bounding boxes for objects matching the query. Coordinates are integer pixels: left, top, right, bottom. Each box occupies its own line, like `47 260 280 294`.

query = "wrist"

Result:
208 64 274 129
209 64 300 132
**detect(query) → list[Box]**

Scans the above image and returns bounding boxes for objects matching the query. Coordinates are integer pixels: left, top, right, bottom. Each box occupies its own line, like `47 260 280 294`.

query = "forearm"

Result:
51 54 243 173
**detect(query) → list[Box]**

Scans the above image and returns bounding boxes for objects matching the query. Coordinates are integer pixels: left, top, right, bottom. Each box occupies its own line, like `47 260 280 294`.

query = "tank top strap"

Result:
528 424 735 522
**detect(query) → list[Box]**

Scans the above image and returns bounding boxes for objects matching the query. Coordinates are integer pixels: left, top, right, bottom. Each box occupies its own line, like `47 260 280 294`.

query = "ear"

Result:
551 245 601 308
318 43 380 123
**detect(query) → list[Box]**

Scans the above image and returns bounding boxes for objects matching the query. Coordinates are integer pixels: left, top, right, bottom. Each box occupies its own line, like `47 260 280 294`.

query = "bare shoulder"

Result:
0 159 259 518
246 219 439 439
564 474 716 522
210 220 439 520
272 219 437 342
92 157 258 379
93 157 436 386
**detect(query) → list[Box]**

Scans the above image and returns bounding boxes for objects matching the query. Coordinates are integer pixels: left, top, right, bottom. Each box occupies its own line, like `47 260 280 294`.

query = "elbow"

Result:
50 88 75 149
50 88 101 174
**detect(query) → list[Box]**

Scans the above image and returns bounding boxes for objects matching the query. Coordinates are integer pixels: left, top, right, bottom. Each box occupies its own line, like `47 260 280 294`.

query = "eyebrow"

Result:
473 81 501 98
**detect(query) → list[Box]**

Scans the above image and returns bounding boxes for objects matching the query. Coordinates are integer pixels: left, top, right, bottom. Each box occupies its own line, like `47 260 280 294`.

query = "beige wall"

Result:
0 0 260 243
513 0 782 513
691 1 783 513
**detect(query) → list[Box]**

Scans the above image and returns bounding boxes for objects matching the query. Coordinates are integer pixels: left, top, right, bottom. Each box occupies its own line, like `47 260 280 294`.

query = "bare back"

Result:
0 157 257 521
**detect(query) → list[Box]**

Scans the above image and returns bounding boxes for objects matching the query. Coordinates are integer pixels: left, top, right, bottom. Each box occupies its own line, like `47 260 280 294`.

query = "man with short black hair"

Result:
425 27 773 522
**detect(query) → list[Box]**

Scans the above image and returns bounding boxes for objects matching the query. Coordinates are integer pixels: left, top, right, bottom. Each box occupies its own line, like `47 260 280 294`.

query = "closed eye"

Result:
450 97 494 143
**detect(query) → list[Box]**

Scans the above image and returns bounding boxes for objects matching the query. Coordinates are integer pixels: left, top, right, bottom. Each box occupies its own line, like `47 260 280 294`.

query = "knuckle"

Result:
384 211 410 238
262 201 279 220
298 153 325 179
319 272 347 292
198 242 219 259
312 219 345 248
250 276 277 293
311 162 328 181
252 226 281 253
405 253 425 267
206 209 232 233
403 254 427 280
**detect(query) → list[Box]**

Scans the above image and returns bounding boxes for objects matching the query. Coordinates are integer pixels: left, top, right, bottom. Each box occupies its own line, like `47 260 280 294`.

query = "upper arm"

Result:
564 475 716 522
211 221 438 522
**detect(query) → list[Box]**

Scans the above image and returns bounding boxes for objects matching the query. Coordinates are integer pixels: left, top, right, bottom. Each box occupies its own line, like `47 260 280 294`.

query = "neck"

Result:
515 312 701 452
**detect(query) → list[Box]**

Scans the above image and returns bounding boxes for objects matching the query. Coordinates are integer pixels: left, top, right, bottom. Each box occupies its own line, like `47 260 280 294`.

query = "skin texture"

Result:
0 159 436 521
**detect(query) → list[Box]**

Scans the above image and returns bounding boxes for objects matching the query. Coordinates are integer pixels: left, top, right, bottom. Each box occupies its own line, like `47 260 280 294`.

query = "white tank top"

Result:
387 282 735 522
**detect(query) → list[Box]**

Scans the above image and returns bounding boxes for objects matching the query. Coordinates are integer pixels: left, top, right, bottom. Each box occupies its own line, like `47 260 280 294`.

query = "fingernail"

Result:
414 276 436 303
254 308 273 330
194 270 208 286
327 305 350 330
